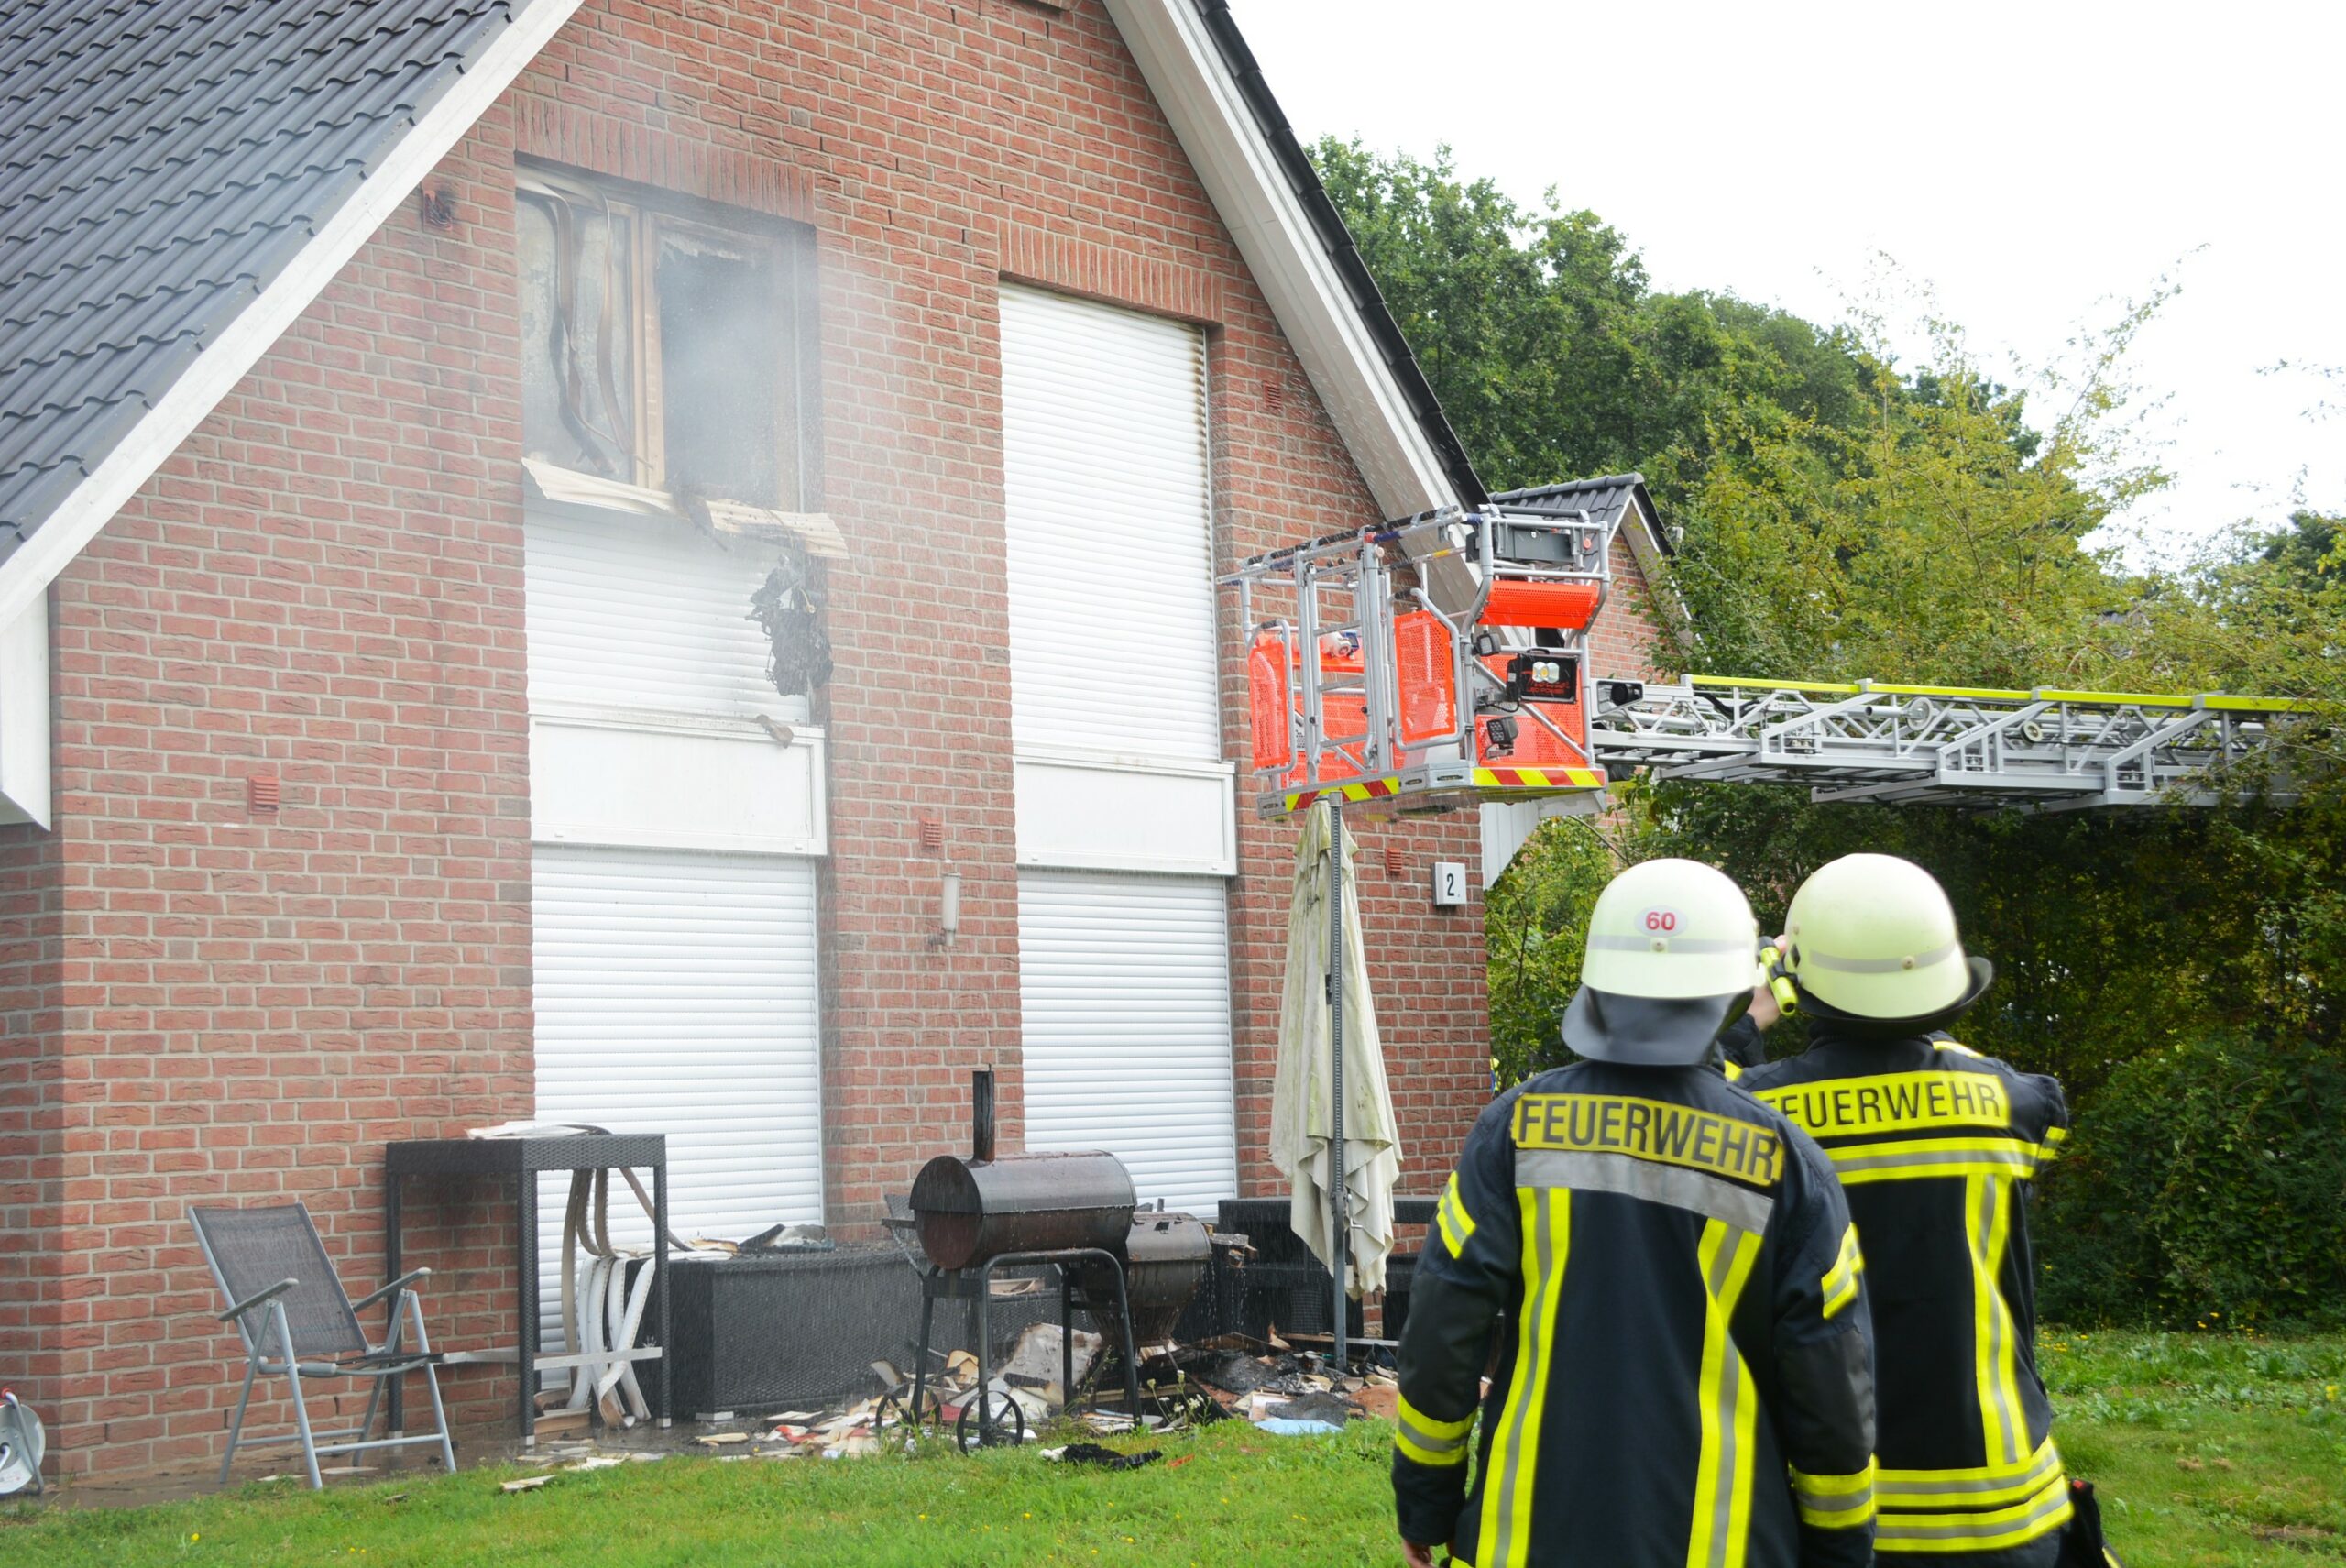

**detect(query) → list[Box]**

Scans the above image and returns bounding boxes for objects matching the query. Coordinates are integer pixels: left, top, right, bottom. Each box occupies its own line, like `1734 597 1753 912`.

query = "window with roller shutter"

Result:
1001 283 1237 1212
523 500 826 1265
1017 871 1238 1214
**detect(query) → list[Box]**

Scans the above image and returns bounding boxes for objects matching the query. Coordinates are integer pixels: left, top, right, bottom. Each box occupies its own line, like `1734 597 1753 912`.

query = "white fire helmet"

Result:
1562 859 1765 1066
1783 853 1990 1026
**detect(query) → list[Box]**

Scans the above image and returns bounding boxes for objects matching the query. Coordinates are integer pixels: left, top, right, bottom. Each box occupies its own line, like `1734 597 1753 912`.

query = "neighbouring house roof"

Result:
1496 472 1673 564
1498 472 1681 642
0 0 578 623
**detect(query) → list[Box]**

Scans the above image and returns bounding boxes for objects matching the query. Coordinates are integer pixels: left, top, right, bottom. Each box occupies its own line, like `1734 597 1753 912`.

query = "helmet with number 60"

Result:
1562 859 1765 1065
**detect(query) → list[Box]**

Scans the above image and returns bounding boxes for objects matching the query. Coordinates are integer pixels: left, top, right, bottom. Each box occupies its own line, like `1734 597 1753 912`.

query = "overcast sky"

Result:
1225 0 2343 555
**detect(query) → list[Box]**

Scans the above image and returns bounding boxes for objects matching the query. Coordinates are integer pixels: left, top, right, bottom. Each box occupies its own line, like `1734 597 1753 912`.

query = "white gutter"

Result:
0 0 585 631
1101 0 1464 522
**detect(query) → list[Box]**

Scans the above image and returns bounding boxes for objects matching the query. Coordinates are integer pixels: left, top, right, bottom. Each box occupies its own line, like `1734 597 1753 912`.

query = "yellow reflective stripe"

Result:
1967 1173 2007 1466
1931 1038 1983 1058
1875 1475 2074 1552
1396 1429 1468 1468
1686 1219 1763 1568
1791 1460 1876 1497
1790 1459 1877 1529
1722 1058 1743 1081
1879 1438 2062 1507
1388 1398 1464 1445
1689 674 1861 695
1820 1223 1864 1321
1435 1171 1477 1259
1469 766 1606 790
1825 1136 2045 1185
1476 1187 1568 1568
1985 1180 2028 1468
2200 693 2321 714
1681 677 2316 715
2034 687 2194 707
1964 1175 2027 1469
1867 682 2033 701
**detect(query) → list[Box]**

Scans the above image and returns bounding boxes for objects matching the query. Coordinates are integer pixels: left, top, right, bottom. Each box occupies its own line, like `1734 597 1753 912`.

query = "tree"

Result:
1313 138 2342 1099
1311 138 1876 501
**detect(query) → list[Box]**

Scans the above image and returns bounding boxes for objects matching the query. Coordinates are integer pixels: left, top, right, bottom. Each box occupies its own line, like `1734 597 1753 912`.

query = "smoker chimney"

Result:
970 1069 996 1164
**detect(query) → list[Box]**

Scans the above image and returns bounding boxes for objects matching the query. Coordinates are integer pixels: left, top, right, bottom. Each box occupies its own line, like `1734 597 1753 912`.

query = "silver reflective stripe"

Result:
1485 1195 1557 1568
1831 1143 2037 1177
1792 1485 1872 1517
1700 1226 1747 1568
1798 938 1959 974
1516 1149 1775 1234
1880 1443 2060 1503
1398 1406 1469 1455
1587 934 1754 955
1874 1478 2072 1545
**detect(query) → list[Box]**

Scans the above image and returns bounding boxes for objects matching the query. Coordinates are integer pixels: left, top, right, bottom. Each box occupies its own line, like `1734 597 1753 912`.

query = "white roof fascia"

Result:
1102 0 1465 521
0 594 49 827
1619 492 1693 630
0 0 586 631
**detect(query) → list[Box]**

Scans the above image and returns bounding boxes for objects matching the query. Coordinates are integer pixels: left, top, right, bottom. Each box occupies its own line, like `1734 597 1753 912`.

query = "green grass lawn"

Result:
11 1332 2342 1566
2042 1331 2346 1565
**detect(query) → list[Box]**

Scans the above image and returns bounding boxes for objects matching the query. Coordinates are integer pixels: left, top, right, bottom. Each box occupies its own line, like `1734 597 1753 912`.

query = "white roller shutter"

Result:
1001 284 1217 764
526 508 806 721
532 846 824 1245
1019 871 1236 1213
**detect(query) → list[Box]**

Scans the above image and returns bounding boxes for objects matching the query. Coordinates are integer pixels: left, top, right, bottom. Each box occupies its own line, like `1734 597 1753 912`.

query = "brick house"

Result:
0 0 1669 1478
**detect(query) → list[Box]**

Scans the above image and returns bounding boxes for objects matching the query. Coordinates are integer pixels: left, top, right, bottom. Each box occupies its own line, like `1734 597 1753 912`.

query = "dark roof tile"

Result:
0 0 528 547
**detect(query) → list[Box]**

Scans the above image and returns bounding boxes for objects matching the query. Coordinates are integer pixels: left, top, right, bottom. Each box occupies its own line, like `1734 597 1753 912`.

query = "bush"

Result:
2037 1029 2346 1330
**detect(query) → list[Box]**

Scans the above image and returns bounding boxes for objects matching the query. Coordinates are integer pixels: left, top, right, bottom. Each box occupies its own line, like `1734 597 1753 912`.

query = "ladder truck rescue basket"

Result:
1225 507 1617 818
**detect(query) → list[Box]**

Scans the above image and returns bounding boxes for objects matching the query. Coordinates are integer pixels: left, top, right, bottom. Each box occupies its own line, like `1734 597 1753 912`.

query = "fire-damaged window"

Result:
517 167 817 509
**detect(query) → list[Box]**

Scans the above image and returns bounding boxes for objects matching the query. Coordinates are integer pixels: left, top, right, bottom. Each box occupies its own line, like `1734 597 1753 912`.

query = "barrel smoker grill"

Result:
904 1072 1211 1442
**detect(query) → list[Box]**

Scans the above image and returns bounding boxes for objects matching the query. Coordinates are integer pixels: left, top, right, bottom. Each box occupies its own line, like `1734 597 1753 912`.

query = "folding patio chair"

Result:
190 1202 458 1489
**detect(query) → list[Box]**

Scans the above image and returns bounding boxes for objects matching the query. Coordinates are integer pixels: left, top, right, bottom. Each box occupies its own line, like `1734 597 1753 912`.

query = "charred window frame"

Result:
517 165 819 510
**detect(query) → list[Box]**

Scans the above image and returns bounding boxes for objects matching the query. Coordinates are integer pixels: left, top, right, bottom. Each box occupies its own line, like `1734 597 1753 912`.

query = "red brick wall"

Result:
26 103 538 1477
1589 530 1675 686
7 0 1663 1479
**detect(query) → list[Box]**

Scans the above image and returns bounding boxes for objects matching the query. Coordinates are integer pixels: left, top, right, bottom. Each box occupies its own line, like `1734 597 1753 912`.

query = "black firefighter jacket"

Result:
1391 1058 1879 1568
1739 1033 2074 1565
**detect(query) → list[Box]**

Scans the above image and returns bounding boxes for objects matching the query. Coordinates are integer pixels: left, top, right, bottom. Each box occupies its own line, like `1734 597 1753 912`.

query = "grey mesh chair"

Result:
190 1202 458 1488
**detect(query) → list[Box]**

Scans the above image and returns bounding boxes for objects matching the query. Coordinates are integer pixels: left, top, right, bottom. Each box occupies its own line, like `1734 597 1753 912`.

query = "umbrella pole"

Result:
1323 796 1348 1369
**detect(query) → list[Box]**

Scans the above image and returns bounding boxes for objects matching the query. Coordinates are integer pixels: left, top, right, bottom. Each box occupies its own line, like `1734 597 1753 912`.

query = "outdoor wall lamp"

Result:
936 867 961 948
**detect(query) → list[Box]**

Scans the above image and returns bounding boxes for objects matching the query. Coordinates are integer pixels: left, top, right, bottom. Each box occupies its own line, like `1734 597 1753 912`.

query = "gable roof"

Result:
1103 0 1482 523
0 0 1473 627
0 0 579 625
1183 1 1485 510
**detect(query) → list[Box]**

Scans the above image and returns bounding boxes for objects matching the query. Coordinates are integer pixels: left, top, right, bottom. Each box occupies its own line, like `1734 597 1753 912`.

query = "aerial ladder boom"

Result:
1223 506 2315 819
1593 676 2307 810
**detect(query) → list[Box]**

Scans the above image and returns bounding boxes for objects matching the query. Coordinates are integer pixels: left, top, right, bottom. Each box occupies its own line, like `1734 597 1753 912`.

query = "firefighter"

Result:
1393 859 1878 1568
1737 854 2080 1565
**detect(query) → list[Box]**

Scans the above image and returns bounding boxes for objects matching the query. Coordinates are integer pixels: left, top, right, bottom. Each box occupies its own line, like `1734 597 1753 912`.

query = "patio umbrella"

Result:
1269 805 1402 1299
